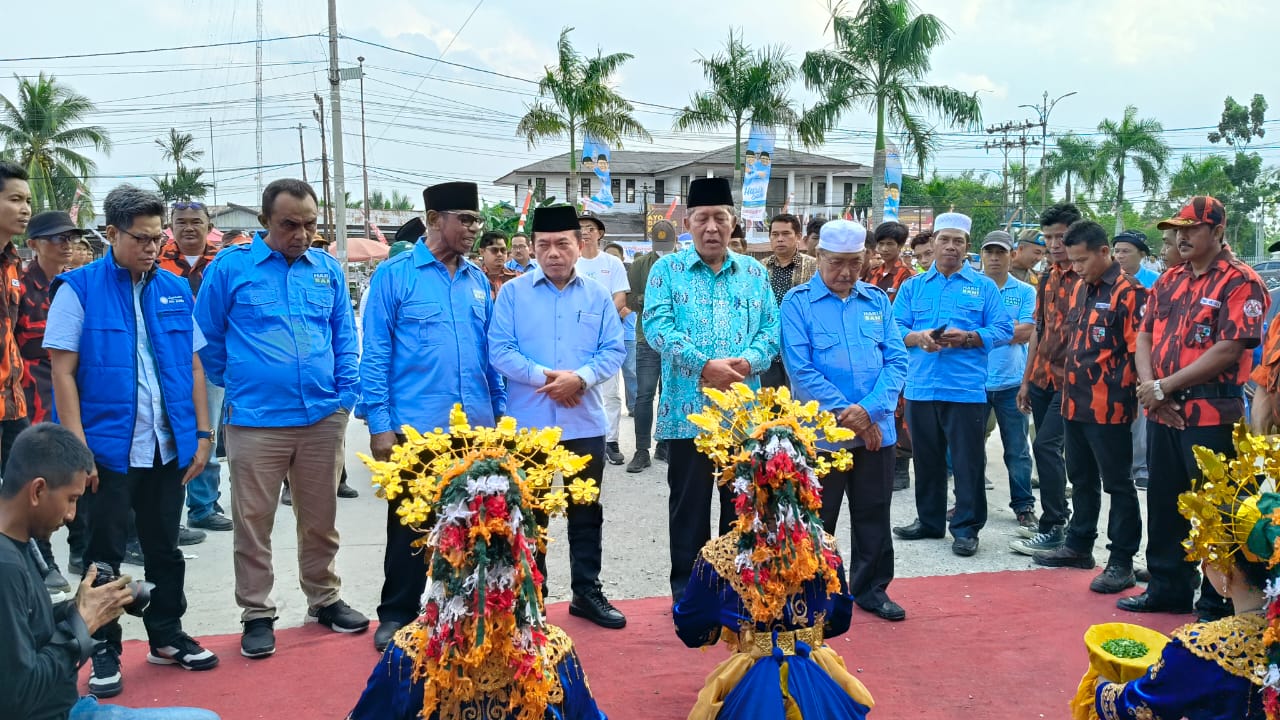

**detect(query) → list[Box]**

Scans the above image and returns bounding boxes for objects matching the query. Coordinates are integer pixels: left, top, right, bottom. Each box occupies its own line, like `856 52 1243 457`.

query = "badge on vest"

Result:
313 273 330 285
1199 297 1222 309
961 285 981 297
863 311 882 323
1094 302 1111 311
1091 326 1106 343
473 288 485 302
158 295 186 305
8 278 17 288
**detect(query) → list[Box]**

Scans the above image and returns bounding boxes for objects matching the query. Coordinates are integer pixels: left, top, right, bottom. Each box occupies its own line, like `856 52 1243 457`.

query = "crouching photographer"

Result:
0 423 219 720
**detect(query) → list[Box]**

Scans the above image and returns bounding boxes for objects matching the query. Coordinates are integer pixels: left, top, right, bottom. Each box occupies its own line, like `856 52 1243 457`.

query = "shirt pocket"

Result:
243 288 279 321
812 332 846 369
954 296 984 330
858 323 884 369
573 311 603 354
1086 309 1115 347
402 301 444 344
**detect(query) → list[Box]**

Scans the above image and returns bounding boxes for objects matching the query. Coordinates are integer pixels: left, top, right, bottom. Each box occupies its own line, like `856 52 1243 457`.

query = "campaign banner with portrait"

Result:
582 133 614 212
740 123 775 222
883 142 902 223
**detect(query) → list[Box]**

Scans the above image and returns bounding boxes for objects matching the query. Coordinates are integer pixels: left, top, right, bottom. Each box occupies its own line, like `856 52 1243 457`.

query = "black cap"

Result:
687 177 733 208
1112 230 1151 255
394 216 425 244
27 211 84 239
578 213 606 233
423 182 479 213
531 205 580 233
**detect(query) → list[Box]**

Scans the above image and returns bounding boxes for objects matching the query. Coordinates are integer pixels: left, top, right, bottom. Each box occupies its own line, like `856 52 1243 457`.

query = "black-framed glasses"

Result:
171 201 206 211
36 232 82 244
116 227 166 246
444 211 484 228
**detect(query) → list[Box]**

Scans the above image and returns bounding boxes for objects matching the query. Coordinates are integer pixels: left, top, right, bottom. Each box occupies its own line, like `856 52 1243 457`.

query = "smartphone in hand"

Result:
929 324 949 340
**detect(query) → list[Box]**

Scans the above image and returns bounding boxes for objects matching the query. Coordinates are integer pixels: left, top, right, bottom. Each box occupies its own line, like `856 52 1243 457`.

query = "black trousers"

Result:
1063 420 1142 563
1028 382 1070 532
534 436 607 598
759 357 789 389
820 445 896 608
378 434 425 624
906 400 987 539
667 438 736 600
86 457 188 652
1146 421 1230 612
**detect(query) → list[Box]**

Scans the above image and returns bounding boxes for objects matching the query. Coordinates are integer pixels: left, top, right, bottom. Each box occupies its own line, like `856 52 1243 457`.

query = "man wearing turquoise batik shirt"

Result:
359 181 506 653
781 219 908 622
643 177 780 601
890 212 1013 559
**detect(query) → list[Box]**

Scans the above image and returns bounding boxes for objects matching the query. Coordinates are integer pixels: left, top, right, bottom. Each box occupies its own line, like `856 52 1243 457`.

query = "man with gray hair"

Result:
46 184 218 697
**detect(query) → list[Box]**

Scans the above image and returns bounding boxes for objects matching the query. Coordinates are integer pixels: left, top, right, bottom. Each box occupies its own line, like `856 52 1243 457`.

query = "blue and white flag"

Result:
883 142 902 223
740 123 775 222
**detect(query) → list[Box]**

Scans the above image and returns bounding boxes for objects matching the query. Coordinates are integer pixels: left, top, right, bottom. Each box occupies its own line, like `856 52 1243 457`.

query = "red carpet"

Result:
83 569 1191 719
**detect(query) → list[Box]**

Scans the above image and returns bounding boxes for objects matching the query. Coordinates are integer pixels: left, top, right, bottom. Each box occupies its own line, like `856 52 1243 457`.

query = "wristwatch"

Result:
196 430 214 441
1152 380 1165 402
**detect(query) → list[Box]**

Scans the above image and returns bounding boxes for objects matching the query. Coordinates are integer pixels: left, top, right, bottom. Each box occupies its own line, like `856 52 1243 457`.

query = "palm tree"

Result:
389 190 413 211
672 29 799 200
1167 155 1233 201
516 26 651 199
153 166 213 202
1034 133 1100 204
1096 105 1170 234
798 0 982 225
0 72 110 211
155 128 203 177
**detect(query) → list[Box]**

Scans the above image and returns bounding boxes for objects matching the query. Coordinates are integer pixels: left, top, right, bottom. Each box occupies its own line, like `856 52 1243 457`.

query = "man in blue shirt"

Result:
46 185 218 696
979 231 1037 532
489 204 627 629
643 177 780 600
891 213 1013 557
781 219 908 622
360 181 505 652
195 179 367 660
505 231 536 274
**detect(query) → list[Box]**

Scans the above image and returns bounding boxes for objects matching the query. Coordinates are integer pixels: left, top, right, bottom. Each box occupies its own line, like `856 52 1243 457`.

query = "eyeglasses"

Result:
36 232 82 244
115 227 166 246
444 211 484 228
171 201 206 211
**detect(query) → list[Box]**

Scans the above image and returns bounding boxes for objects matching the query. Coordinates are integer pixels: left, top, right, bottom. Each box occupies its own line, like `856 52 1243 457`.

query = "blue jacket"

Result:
52 251 198 474
194 233 359 428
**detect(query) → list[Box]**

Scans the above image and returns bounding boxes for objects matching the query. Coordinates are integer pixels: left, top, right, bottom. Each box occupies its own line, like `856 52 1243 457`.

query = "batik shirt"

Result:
15 262 57 422
1026 262 1080 391
1061 262 1146 424
643 247 779 440
1142 249 1266 427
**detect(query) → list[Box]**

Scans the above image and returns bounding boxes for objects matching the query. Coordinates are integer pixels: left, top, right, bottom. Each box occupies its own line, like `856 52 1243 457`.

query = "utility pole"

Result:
209 117 217 206
984 120 1041 229
358 56 370 241
297 124 307 183
1020 90 1077 208
255 0 264 197
314 95 332 243
326 0 349 278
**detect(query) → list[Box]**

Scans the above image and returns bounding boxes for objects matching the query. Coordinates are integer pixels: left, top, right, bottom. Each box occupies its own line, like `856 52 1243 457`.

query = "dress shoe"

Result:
605 442 625 465
1031 545 1096 570
860 600 906 622
374 620 404 653
625 449 651 473
189 512 232 531
1116 592 1193 614
952 536 979 557
892 521 945 540
177 526 206 546
337 481 360 499
569 589 627 629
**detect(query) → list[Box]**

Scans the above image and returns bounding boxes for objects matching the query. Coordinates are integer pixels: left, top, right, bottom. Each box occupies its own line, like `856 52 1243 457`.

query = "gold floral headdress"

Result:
358 405 596 720
1181 422 1280 572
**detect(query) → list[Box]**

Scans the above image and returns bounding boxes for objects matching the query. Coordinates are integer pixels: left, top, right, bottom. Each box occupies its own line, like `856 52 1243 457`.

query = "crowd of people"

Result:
0 154 1275 718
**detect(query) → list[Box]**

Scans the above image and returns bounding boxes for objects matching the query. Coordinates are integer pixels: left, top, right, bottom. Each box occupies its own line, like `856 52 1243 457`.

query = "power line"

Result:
0 34 321 63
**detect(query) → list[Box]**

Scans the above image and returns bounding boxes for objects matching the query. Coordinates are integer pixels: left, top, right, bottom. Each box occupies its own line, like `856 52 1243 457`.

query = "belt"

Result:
1173 383 1244 402
738 626 824 658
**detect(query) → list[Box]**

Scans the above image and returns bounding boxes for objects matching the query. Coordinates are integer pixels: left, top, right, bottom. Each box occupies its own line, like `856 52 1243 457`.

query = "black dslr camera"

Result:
90 561 154 617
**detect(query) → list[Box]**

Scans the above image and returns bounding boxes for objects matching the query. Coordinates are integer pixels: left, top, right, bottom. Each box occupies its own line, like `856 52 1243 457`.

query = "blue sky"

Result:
1 0 1275 210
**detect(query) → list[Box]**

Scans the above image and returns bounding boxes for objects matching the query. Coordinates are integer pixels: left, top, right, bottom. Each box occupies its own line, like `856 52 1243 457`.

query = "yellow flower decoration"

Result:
567 477 601 504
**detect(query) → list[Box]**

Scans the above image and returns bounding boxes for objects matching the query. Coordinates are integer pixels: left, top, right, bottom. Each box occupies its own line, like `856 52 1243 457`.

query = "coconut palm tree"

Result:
516 26 651 199
1034 133 1101 204
798 0 982 225
155 128 203 176
672 29 799 200
0 72 110 212
1096 105 1170 234
153 166 213 202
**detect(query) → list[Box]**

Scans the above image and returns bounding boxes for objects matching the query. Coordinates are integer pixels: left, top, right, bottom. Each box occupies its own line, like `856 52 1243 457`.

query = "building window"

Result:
611 178 621 201
625 179 636 204
580 177 591 198
680 176 690 203
566 178 572 201
817 181 827 204
843 182 853 207
655 179 665 204
534 177 546 201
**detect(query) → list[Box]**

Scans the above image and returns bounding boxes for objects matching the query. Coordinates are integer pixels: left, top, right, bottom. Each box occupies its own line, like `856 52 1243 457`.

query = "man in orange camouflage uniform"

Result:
1029 220 1145 596
1012 204 1082 556
1123 196 1267 619
863 221 916 490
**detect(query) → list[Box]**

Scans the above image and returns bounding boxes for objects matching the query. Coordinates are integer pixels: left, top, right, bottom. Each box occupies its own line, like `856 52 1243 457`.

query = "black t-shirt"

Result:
0 533 92 720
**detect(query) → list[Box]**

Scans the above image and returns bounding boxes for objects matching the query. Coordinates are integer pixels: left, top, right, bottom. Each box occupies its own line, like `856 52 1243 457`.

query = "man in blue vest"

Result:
195 179 367 660
360 181 505 652
45 185 219 699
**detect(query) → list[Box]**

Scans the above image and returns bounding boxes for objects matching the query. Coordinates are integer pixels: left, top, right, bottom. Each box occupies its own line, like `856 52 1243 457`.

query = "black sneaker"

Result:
308 599 370 633
88 645 123 698
625 449 651 473
605 442 625 465
189 512 232 532
337 481 360 499
1032 545 1096 569
1090 563 1137 594
123 541 146 566
281 484 292 507
654 441 668 463
44 563 72 595
177 526 207 546
148 633 219 670
569 588 627 629
241 617 276 658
